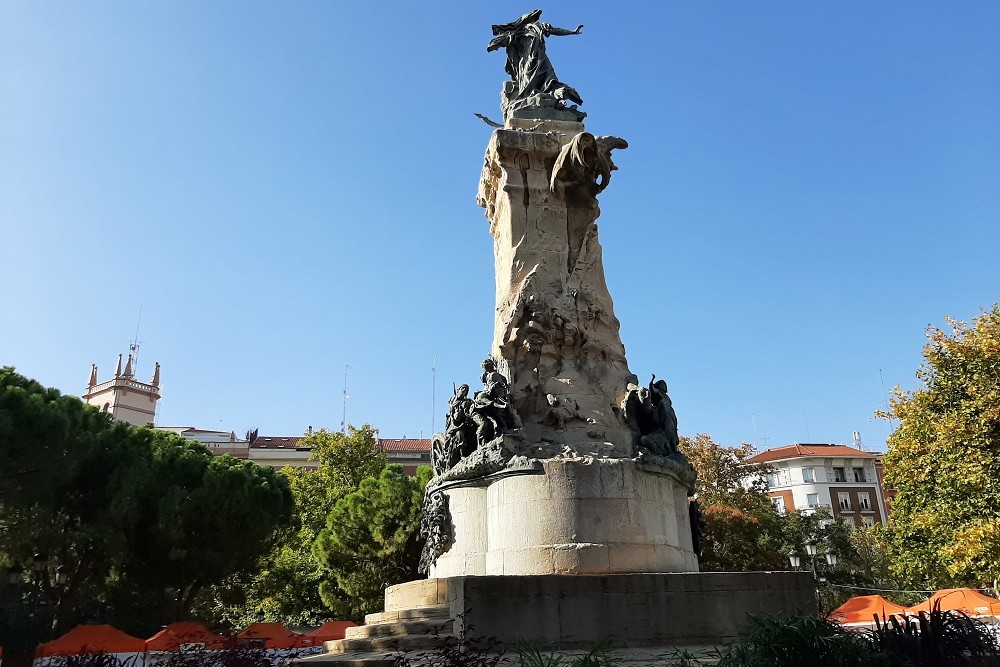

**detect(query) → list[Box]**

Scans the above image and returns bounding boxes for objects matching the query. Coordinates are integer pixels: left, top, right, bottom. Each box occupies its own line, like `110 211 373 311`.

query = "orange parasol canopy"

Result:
35 625 145 657
905 588 1000 617
145 622 231 651
236 623 304 649
829 595 907 625
303 621 357 645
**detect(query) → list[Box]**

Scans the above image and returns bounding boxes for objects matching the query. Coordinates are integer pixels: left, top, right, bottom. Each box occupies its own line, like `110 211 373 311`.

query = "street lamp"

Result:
791 537 841 614
55 565 68 587
31 553 46 578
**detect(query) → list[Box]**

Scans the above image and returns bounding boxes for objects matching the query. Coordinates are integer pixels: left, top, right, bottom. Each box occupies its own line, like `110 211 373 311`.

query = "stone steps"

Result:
293 583 457 665
296 651 396 667
329 632 454 653
364 605 451 624
344 618 453 639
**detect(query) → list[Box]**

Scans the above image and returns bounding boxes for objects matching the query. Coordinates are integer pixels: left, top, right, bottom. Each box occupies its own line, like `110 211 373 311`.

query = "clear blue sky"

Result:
2 2 998 452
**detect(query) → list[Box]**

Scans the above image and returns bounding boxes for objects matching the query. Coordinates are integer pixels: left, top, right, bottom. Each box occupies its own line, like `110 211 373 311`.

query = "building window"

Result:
806 493 819 508
802 467 814 483
833 467 846 482
766 472 779 487
862 515 876 527
772 497 785 514
853 467 867 482
858 492 872 511
838 492 852 511
841 516 855 528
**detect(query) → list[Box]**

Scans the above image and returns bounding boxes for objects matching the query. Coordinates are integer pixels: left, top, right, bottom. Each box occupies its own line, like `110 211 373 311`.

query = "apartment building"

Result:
159 427 431 474
744 443 888 527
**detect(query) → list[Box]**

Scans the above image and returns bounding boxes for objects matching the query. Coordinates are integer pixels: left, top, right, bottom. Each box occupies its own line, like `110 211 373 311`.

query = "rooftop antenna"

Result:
751 412 759 446
853 430 863 451
802 409 811 441
341 365 350 433
431 356 438 436
129 305 143 372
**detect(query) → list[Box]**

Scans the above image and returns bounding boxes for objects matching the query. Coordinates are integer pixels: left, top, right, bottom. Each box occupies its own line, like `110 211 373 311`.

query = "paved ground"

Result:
297 645 724 667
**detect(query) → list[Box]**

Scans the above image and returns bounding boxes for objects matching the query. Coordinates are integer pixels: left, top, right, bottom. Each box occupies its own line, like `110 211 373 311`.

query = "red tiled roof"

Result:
251 436 305 449
379 438 431 453
745 443 878 464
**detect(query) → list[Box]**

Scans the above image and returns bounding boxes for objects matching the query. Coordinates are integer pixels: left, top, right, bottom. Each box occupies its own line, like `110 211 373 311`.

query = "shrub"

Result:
865 604 1000 666
715 614 893 667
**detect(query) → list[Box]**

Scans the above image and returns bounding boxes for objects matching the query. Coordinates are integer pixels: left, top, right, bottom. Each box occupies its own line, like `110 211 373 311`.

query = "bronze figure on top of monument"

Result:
487 9 585 123
420 10 698 578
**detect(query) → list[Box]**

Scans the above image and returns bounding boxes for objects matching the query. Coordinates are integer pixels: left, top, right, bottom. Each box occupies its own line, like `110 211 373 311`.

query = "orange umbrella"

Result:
236 623 304 649
146 622 231 651
303 621 357 646
905 588 1000 617
829 595 907 625
36 625 146 657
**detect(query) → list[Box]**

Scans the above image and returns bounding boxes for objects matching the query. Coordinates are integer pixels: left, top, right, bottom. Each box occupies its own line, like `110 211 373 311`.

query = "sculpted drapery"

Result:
487 10 584 120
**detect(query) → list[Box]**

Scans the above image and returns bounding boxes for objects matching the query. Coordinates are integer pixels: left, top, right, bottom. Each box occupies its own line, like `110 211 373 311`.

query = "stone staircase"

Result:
330 606 454 653
300 580 457 665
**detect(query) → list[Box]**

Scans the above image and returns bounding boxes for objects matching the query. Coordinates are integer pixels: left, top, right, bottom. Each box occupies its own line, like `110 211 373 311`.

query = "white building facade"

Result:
155 427 250 458
744 443 888 527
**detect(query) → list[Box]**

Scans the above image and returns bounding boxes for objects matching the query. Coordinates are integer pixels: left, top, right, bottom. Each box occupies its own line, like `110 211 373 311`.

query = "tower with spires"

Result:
83 353 161 426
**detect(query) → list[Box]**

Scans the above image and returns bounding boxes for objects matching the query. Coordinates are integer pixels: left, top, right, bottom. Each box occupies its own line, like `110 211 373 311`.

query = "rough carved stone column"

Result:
422 119 698 578
477 119 636 458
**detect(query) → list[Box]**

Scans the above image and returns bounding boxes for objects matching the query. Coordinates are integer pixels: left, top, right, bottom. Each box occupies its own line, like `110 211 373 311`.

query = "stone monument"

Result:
312 13 814 658
420 8 697 579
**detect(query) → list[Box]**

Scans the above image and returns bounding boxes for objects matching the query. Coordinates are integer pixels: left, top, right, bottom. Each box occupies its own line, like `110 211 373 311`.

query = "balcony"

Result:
803 502 831 511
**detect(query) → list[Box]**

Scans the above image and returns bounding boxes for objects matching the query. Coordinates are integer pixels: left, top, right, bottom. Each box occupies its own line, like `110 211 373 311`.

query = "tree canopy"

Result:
314 465 429 619
679 434 787 571
679 433 870 611
194 425 390 627
0 367 294 647
882 306 1000 588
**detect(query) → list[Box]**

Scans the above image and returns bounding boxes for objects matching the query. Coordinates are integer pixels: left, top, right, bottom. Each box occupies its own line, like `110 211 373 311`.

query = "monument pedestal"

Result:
312 572 816 660
414 573 816 648
430 458 698 578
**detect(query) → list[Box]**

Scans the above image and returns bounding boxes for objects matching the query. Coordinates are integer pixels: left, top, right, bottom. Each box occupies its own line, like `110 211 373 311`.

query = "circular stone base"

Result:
429 457 698 577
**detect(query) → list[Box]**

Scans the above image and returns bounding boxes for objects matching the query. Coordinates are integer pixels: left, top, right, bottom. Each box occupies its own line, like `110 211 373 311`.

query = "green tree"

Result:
124 434 294 619
307 426 388 490
882 306 1000 589
780 507 866 611
194 425 388 627
0 368 294 647
848 523 924 606
314 465 429 619
1 368 156 641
